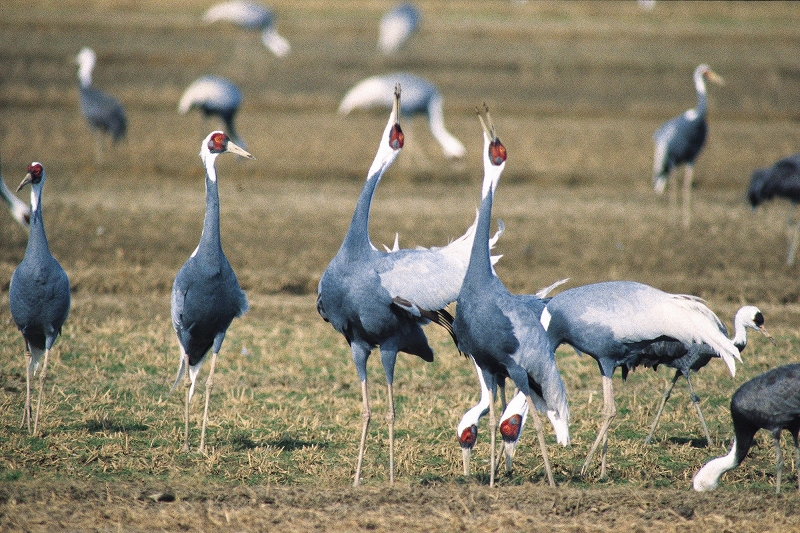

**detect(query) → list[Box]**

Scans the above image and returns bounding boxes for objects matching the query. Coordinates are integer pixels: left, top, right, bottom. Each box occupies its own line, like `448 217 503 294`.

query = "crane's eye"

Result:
208 132 228 153
488 138 506 166
27 163 43 183
389 123 404 150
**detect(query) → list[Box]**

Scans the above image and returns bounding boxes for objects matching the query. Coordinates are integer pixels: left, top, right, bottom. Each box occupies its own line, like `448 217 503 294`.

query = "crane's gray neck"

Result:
25 185 50 259
196 160 223 257
463 189 495 286
339 167 381 257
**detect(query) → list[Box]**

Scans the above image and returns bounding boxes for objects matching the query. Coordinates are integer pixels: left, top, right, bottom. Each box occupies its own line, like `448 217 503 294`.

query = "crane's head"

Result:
734 305 775 348
201 131 254 159
75 47 96 87
695 64 724 92
366 85 403 181
17 163 44 192
456 414 479 476
477 103 506 198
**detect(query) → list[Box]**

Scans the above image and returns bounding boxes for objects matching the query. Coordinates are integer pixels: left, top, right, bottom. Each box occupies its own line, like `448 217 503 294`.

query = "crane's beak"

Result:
16 173 33 192
502 440 517 474
461 446 472 476
706 69 724 86
225 140 255 160
758 325 777 346
391 83 401 126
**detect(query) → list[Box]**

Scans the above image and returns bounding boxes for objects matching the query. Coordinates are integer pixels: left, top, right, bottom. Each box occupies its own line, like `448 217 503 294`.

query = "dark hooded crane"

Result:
179 76 247 150
378 3 420 55
452 105 569 488
170 131 252 453
339 73 466 160
317 87 502 487
75 47 127 161
639 305 774 446
747 152 800 265
694 363 800 494
540 280 741 479
652 64 723 227
203 1 290 57
9 163 70 436
0 155 30 228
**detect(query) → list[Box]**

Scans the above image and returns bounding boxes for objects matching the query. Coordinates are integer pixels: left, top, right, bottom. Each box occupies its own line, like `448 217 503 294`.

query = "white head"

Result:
366 84 404 181
75 47 96 87
477 104 507 199
199 131 254 182
693 64 724 94
732 305 775 348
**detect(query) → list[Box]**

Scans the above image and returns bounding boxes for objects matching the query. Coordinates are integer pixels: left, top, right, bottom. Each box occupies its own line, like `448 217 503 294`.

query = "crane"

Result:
203 1 290 57
179 76 246 150
748 152 800 265
540 280 741 479
75 47 127 162
378 3 420 55
339 73 466 160
170 131 253 453
0 155 30 228
9 162 71 436
452 104 570 488
639 305 774 446
317 86 501 487
693 363 800 494
652 64 723 227
457 278 569 476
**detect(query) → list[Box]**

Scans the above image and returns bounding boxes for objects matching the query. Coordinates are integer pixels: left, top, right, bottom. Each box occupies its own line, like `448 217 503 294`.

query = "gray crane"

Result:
457 278 569 476
639 305 774 446
693 363 800 494
204 1 290 57
339 73 466 160
317 87 500 487
452 105 570 488
0 155 30 228
75 47 127 162
748 152 800 265
170 131 253 453
9 162 71 436
179 76 246 150
652 64 723 227
540 280 741 479
379 3 420 55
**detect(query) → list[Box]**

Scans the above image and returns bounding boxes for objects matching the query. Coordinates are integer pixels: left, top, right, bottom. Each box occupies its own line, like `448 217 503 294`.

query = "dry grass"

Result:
3 1 800 531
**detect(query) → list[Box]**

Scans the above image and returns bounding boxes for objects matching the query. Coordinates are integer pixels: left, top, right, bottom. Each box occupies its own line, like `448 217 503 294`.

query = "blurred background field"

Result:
2 1 800 531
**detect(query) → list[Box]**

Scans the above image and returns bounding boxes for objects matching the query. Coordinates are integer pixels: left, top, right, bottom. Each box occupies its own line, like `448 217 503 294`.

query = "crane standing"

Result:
378 3 420 55
652 64 723 227
170 131 253 453
9 163 71 436
748 153 800 265
453 105 569 488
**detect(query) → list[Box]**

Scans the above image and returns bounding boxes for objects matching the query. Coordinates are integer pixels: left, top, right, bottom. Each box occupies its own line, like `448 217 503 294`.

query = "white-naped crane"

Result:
379 3 420 55
540 280 741 479
9 162 70 436
170 131 252 453
748 152 800 265
179 76 246 150
0 155 30 228
452 105 570 488
75 47 127 162
317 86 501 487
652 64 723 227
639 305 774 446
694 363 800 494
203 1 290 57
457 278 569 477
339 73 466 160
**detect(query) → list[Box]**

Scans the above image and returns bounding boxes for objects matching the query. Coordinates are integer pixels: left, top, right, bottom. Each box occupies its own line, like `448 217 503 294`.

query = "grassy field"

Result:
3 1 800 531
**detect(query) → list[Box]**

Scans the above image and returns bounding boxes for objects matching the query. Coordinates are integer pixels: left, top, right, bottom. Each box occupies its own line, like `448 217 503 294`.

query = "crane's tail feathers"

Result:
547 410 570 447
422 307 462 355
28 346 45 375
169 357 186 395
535 278 569 299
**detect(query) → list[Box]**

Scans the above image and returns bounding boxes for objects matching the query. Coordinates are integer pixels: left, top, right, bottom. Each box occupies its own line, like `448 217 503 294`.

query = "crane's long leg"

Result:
386 382 395 485
354 380 370 487
645 371 681 444
685 373 712 446
775 435 784 495
526 396 556 487
582 375 616 478
786 204 800 266
21 351 32 432
489 394 496 488
794 437 799 492
682 164 694 228
32 348 50 437
182 353 192 453
198 351 218 454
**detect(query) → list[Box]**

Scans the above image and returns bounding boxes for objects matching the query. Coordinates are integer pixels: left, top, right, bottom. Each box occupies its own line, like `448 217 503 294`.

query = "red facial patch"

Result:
389 123 404 150
499 414 522 441
208 132 229 153
488 139 506 166
27 163 43 183
459 425 477 448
